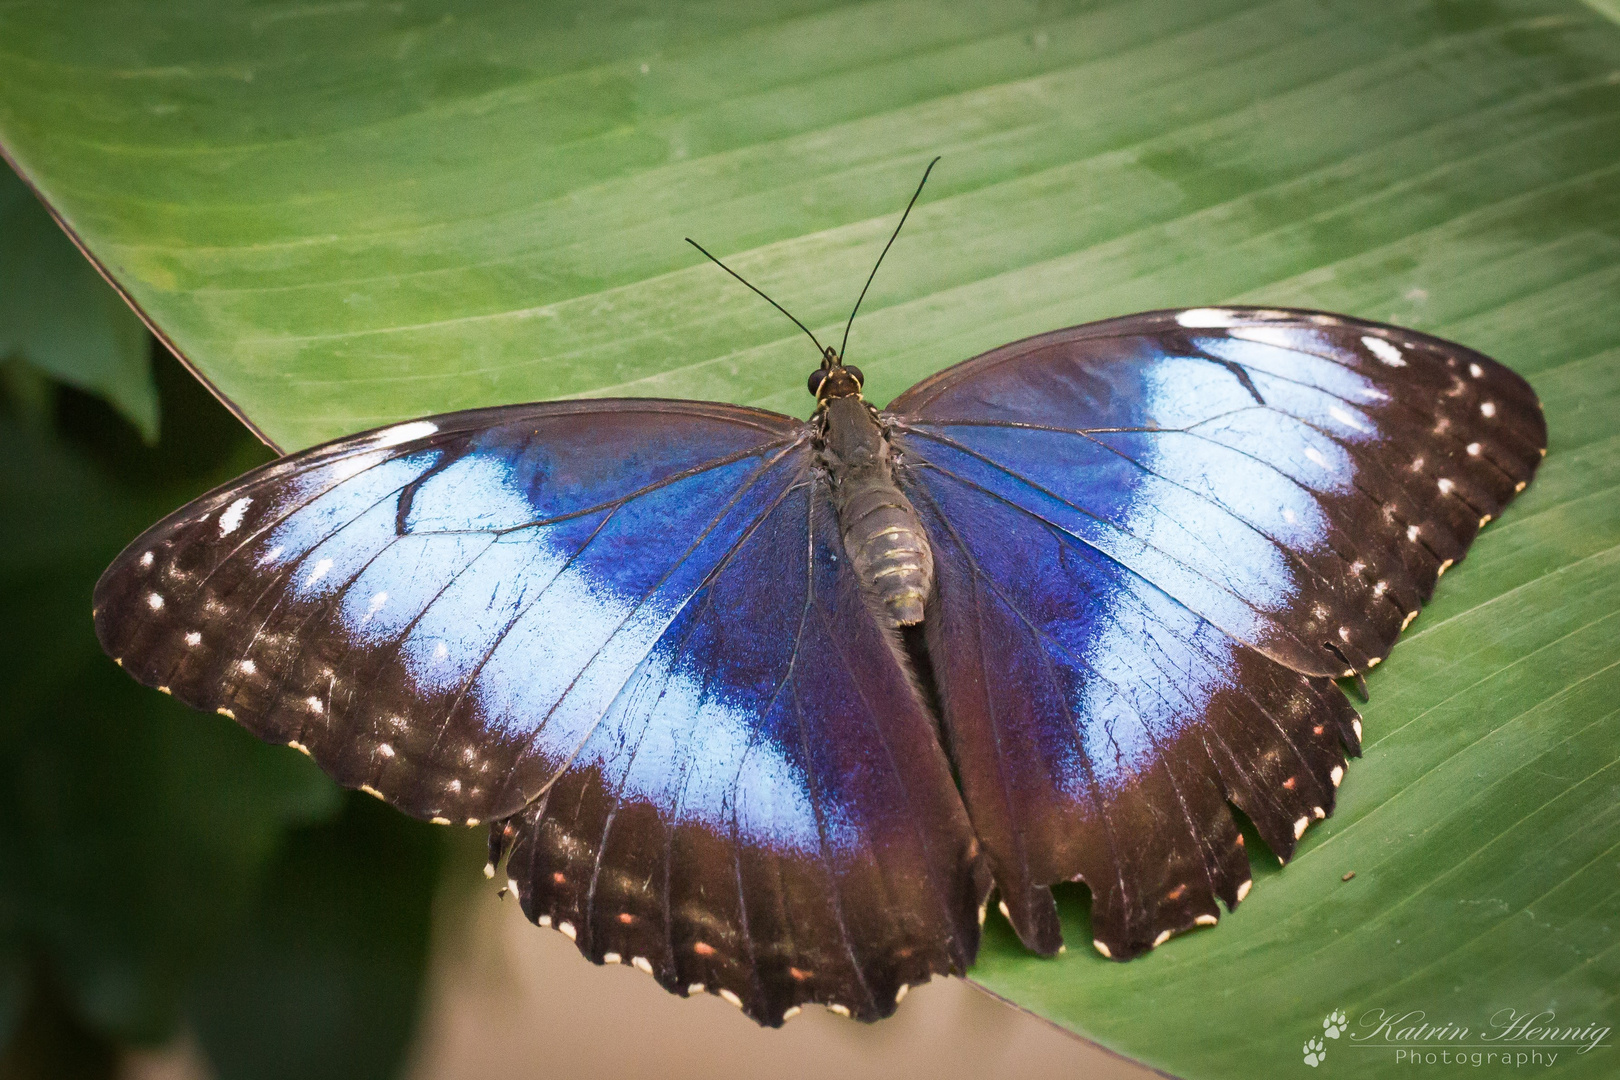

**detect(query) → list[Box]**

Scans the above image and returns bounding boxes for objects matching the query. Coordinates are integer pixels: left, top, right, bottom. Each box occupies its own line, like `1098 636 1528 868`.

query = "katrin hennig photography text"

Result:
1300 1008 1611 1069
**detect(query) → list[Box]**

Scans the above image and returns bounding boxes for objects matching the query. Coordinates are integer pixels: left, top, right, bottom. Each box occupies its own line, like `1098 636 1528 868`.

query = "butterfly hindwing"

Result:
905 458 1359 958
494 476 988 1024
889 306 1541 955
94 398 988 1025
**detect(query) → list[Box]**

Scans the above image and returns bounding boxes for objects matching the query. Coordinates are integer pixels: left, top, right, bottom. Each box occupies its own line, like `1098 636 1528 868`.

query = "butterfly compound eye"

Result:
844 365 865 387
807 368 828 397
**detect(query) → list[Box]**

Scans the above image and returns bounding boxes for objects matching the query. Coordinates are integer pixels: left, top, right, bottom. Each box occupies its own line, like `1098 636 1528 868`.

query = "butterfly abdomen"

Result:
819 396 934 626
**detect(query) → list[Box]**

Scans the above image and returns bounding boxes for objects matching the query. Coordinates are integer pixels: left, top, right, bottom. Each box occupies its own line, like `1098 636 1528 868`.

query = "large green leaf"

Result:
1 1 1616 1076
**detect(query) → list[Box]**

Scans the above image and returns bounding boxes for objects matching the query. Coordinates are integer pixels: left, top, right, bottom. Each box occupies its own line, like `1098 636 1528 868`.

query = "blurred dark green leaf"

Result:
0 349 449 1080
0 167 156 441
0 2 1617 1077
0 354 336 1047
188 793 445 1080
0 955 23 1057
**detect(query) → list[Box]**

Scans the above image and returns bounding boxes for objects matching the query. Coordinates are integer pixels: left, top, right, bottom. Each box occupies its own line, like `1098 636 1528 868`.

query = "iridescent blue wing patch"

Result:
95 303 1545 1017
94 400 988 1023
888 306 1544 957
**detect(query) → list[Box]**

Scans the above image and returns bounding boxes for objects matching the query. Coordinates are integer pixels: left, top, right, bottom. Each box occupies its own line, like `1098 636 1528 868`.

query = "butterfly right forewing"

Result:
890 306 1542 957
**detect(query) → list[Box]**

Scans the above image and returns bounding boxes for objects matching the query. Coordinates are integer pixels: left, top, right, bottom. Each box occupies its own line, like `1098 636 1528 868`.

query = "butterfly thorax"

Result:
815 392 934 626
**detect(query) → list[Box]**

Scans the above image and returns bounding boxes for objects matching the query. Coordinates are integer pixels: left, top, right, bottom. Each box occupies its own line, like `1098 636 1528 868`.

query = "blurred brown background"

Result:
128 840 1154 1080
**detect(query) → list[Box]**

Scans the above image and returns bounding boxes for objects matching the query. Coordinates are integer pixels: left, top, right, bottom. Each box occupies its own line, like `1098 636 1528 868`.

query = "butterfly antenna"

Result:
685 238 831 360
839 156 940 360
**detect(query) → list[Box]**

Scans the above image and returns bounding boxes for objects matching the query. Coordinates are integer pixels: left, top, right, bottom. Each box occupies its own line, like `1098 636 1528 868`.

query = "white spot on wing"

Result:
1331 765 1344 787
373 420 438 448
1361 336 1406 366
184 631 201 647
1294 816 1309 839
632 956 654 975
146 592 164 610
1093 939 1112 958
218 496 252 537
305 558 334 587
1195 914 1218 927
1236 880 1253 902
1176 308 1240 328
1305 447 1329 468
140 551 154 568
239 658 257 675
1152 929 1172 948
329 456 373 482
719 988 742 1008
1328 406 1368 432
1480 401 1497 417
1468 362 1483 378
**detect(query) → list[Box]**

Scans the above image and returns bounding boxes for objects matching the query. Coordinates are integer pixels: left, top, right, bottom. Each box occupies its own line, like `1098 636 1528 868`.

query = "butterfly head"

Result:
808 347 864 401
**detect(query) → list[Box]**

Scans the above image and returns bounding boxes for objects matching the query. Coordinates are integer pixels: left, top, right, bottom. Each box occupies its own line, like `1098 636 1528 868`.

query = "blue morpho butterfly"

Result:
94 160 1545 1027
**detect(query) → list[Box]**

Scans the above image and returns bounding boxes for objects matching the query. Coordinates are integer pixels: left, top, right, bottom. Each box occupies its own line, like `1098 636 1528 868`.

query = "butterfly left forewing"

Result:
96 398 989 1025
94 401 812 825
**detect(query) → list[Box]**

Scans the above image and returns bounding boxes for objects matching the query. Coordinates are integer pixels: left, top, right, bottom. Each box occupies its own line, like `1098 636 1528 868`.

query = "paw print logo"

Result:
1303 1036 1327 1068
1323 1009 1347 1039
